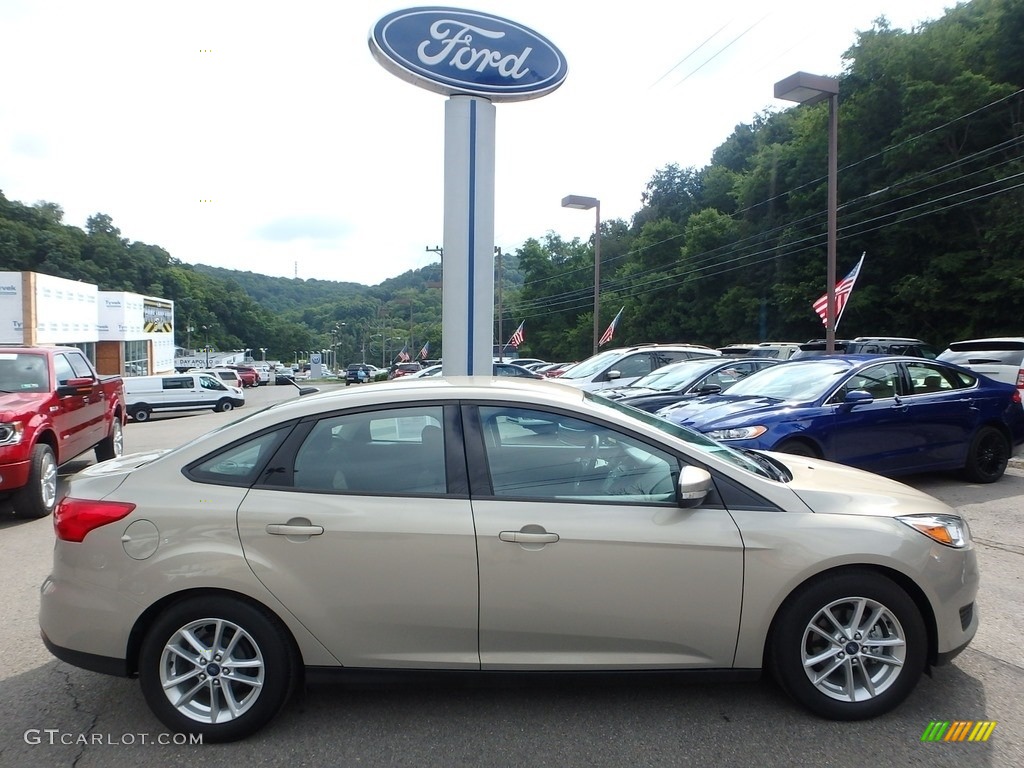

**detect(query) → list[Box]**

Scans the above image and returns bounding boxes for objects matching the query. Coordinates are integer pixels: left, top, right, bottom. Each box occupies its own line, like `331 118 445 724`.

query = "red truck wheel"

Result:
95 419 124 462
12 443 58 519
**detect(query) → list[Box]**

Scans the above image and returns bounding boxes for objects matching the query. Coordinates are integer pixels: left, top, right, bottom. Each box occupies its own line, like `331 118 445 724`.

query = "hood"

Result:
620 392 704 413
770 451 955 518
0 391 49 415
660 394 788 428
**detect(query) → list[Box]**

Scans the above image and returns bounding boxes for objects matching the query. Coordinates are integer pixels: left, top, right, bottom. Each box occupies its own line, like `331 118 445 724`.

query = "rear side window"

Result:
162 376 195 390
187 428 292 486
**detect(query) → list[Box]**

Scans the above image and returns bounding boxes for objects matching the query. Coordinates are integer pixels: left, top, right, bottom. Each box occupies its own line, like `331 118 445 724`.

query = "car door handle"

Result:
266 523 325 536
499 531 559 544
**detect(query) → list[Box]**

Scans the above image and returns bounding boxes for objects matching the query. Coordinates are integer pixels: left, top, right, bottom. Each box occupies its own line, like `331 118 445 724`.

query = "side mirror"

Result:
677 465 712 508
605 369 621 381
839 389 873 412
56 377 95 396
694 384 723 395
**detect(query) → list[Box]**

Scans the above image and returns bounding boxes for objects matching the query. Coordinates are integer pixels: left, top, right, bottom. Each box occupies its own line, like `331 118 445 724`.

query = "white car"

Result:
938 337 1024 394
554 344 720 392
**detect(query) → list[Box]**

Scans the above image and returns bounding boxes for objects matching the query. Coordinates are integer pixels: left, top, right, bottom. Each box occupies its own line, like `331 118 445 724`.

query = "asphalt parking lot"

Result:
1 380 1021 767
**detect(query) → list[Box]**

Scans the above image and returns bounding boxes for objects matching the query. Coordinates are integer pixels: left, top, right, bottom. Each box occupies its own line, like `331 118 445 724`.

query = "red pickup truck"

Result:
0 347 125 519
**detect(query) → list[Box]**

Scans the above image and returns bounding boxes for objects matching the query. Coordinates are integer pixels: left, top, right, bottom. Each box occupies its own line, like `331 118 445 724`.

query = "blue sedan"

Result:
657 355 1024 482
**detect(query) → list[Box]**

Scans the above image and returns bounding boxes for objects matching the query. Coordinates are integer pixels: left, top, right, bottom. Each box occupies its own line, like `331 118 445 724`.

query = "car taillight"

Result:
54 498 136 542
1017 368 1024 389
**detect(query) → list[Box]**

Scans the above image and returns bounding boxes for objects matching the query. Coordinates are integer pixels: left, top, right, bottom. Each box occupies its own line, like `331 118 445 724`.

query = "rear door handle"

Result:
499 531 559 544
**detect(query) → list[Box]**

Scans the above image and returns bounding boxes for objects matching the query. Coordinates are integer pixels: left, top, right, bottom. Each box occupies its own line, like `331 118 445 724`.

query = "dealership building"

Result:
0 270 176 376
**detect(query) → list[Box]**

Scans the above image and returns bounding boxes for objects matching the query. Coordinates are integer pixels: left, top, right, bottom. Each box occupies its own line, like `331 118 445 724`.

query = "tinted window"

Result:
478 405 678 503
199 375 227 391
52 354 76 386
612 353 655 378
66 351 96 379
162 376 195 390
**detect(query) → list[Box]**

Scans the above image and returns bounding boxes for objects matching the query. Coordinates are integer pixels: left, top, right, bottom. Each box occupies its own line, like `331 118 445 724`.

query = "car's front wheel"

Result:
962 425 1009 483
11 443 58 519
138 596 298 742
216 400 235 412
769 569 926 720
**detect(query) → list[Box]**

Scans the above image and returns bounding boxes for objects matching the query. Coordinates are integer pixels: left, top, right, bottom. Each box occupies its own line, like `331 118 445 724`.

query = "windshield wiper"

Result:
739 448 789 482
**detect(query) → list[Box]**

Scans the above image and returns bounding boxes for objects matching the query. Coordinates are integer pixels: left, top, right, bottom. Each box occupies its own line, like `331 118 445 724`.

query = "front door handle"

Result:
499 530 559 544
266 523 325 536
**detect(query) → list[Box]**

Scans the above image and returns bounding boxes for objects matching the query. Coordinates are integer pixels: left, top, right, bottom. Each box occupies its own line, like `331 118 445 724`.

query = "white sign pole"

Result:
441 95 496 377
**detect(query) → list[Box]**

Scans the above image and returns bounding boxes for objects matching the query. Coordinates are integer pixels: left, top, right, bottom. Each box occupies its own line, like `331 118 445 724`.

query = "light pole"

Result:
561 195 602 355
201 325 211 367
259 347 266 362
774 71 839 353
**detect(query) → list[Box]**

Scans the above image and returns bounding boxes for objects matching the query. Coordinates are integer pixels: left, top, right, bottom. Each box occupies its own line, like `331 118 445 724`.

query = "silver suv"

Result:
555 343 720 392
938 337 1024 393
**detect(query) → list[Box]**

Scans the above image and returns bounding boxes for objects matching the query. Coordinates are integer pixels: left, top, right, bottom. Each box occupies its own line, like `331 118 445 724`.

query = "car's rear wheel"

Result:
11 443 58 519
962 425 1009 483
769 570 925 720
138 596 298 743
95 418 124 462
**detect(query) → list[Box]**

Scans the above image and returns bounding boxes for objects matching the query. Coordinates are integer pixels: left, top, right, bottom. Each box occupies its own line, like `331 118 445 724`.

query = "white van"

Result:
124 373 245 422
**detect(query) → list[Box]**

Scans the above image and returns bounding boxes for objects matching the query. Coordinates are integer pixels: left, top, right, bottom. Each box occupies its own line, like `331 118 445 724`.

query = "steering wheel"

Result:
575 434 601 487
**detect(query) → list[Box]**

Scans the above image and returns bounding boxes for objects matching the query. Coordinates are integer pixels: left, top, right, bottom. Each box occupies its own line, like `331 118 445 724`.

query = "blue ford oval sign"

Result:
369 7 567 102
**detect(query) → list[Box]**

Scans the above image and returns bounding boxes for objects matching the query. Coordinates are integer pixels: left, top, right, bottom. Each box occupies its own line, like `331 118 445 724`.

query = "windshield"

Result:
629 359 726 391
725 359 848 400
557 349 623 380
584 391 777 478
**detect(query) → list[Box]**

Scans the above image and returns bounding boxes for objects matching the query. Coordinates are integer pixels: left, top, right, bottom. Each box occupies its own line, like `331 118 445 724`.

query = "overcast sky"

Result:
0 0 958 286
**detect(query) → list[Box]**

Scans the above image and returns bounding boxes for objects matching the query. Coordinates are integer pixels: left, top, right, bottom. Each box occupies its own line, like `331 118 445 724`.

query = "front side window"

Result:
835 362 902 400
199 375 227 391
291 406 446 495
478 405 678 503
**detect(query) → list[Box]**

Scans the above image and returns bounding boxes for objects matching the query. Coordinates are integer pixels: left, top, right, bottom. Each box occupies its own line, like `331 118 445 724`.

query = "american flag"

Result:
508 321 525 348
599 307 624 346
396 345 410 362
418 341 430 360
813 253 865 327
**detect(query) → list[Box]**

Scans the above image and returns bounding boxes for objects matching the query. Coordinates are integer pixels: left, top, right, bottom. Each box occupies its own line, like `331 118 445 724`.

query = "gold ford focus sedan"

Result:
40 377 978 742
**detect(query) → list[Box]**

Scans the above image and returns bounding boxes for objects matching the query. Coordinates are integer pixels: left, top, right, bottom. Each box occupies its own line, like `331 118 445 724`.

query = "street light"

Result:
201 325 212 367
774 71 839 353
561 194 601 355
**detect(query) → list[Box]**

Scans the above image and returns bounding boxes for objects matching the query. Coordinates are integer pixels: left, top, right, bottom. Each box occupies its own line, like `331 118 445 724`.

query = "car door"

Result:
235 404 480 668
902 361 979 467
465 404 744 669
51 351 105 459
825 361 921 474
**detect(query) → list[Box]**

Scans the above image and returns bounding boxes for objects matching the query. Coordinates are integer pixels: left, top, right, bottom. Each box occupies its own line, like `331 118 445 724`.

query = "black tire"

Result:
961 425 1009 483
768 570 926 720
216 399 235 413
11 443 58 519
131 407 151 423
138 596 298 743
95 418 124 462
775 439 821 458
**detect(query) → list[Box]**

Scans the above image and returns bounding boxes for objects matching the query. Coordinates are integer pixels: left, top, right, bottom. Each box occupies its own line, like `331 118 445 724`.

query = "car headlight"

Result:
0 422 25 446
705 425 768 441
896 514 971 548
